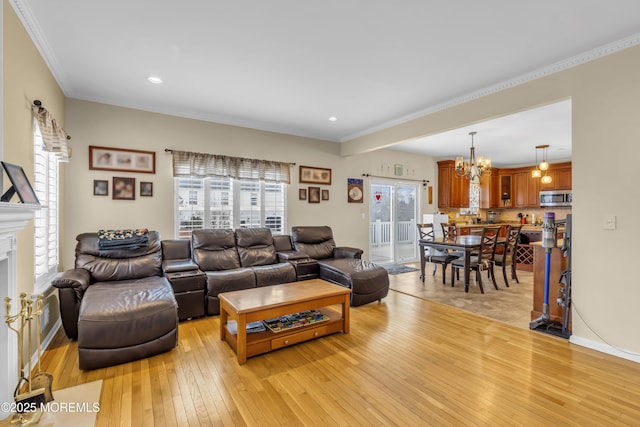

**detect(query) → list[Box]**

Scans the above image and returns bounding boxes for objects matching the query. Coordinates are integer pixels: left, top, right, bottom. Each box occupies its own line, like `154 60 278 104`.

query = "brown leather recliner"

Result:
52 231 178 370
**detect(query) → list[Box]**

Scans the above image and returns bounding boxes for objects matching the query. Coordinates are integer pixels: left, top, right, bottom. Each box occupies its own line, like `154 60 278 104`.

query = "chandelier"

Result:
455 131 491 180
531 144 552 184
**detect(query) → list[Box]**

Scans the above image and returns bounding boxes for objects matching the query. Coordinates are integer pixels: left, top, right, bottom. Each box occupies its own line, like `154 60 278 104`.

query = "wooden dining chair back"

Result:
416 223 459 284
492 224 522 287
441 222 457 240
450 226 500 294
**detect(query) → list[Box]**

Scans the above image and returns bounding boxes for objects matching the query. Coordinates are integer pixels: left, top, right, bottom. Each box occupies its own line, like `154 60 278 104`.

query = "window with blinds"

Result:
175 177 286 238
33 121 59 291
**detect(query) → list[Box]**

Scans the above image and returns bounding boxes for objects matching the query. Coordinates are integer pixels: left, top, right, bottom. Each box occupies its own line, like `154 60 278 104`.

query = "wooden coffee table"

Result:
219 279 351 364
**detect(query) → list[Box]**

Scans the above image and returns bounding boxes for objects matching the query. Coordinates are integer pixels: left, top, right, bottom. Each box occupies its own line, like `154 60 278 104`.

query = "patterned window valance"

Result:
32 100 71 162
170 150 292 184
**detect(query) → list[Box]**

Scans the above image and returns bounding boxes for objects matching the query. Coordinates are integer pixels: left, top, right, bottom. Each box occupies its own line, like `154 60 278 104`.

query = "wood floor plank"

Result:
39 274 640 426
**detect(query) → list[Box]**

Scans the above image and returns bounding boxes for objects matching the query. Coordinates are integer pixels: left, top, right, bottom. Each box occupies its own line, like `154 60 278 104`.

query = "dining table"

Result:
419 235 484 292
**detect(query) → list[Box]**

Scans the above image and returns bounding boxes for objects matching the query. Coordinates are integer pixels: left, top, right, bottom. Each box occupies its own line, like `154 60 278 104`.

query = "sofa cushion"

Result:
291 226 336 260
252 263 296 287
235 228 278 267
192 229 241 271
78 276 177 349
205 268 256 295
75 231 162 282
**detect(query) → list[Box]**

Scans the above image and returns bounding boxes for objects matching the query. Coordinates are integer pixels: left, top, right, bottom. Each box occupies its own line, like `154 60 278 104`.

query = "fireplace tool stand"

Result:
4 293 52 426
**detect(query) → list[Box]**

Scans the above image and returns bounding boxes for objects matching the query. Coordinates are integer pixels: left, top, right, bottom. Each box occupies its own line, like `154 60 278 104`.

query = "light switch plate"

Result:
603 215 616 230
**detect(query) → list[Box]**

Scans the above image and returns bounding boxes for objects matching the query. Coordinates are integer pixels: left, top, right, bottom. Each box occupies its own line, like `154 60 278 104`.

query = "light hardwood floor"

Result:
39 275 640 426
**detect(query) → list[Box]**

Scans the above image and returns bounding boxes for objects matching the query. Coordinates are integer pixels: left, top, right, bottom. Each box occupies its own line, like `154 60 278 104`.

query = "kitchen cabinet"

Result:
480 169 500 209
437 160 469 209
539 162 572 191
514 171 539 208
499 172 513 208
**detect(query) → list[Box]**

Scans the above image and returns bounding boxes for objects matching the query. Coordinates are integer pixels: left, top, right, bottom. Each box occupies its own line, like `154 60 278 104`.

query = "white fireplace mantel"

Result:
0 201 39 420
0 202 40 237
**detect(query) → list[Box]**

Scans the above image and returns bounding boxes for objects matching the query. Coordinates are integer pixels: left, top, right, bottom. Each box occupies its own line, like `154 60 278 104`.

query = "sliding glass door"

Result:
369 180 419 264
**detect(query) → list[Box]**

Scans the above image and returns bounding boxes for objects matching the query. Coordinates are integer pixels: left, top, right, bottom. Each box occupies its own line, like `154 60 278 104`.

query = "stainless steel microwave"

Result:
540 190 572 207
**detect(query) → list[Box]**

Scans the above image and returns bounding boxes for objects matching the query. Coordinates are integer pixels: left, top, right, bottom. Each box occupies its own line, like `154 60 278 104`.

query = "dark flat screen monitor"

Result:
1 161 40 204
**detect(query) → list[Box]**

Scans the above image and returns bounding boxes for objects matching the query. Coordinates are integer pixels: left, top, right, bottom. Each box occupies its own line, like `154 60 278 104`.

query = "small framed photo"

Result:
93 179 108 196
308 186 321 203
112 177 135 200
394 164 403 176
322 189 329 201
299 165 332 185
0 161 40 204
140 181 153 197
298 188 307 200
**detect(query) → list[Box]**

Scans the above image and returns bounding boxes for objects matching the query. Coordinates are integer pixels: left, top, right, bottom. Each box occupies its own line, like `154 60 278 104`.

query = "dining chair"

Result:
450 226 500 293
416 223 459 284
441 222 465 257
492 224 522 287
441 222 457 239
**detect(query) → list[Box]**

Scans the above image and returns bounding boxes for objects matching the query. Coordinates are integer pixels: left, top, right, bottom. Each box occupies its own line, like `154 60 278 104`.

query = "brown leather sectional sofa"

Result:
53 226 388 370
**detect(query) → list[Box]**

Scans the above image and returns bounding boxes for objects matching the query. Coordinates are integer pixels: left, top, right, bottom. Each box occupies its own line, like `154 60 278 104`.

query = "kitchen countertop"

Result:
454 222 539 229
454 222 559 231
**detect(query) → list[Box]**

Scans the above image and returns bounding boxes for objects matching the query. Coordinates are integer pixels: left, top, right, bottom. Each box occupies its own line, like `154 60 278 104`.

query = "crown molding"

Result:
9 0 68 94
341 33 640 142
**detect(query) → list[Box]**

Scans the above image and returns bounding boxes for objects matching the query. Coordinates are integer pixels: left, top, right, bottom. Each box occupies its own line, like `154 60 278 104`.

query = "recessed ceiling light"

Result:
328 116 338 122
147 76 163 84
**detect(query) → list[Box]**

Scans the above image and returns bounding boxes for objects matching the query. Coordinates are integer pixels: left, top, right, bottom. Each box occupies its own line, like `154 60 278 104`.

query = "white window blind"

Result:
33 121 59 291
175 177 286 237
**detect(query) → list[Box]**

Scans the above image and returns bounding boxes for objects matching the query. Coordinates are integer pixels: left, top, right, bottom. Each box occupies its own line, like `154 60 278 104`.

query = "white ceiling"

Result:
12 1 640 166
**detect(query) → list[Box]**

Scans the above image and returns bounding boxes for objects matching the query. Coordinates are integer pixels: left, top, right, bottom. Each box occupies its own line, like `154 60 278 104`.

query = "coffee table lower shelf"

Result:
222 308 344 359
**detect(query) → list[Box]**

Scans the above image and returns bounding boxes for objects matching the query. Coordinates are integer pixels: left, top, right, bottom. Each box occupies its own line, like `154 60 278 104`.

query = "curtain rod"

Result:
164 149 296 166
362 173 430 186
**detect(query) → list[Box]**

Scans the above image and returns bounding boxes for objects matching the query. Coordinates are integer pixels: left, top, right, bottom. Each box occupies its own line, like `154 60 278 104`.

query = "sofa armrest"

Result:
162 259 200 275
277 251 311 262
52 268 91 292
52 269 91 340
334 246 363 259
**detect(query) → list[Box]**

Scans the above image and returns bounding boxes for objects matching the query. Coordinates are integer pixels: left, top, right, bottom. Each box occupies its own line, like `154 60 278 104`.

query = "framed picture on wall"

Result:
299 165 332 185
89 146 156 174
112 177 135 200
322 189 329 201
308 187 321 203
347 178 364 203
299 188 307 200
93 179 108 196
140 182 153 197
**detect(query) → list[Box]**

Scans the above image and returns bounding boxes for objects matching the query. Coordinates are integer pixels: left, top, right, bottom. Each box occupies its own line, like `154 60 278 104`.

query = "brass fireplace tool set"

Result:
4 293 54 425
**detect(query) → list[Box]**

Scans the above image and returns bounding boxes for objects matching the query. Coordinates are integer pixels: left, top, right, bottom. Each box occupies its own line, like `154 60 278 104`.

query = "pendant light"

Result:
537 144 552 184
531 146 542 178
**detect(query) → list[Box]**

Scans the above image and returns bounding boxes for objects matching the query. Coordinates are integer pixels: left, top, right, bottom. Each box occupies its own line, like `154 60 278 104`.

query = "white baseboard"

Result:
570 335 640 364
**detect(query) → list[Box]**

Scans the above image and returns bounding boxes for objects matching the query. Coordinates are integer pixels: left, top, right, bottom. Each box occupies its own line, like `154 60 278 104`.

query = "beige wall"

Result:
3 0 65 363
342 45 640 358
63 99 437 268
